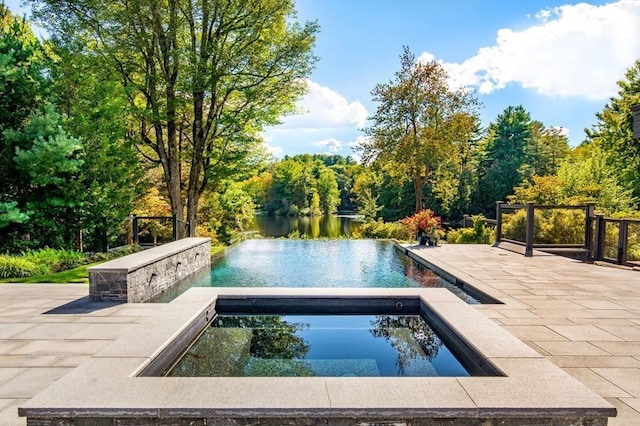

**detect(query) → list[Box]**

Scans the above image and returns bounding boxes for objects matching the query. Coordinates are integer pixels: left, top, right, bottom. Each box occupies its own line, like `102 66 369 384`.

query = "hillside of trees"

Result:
1 4 639 252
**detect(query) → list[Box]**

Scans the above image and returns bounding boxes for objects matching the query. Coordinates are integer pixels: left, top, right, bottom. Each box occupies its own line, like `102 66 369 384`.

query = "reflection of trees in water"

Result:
402 257 441 288
220 315 313 376
216 315 310 359
168 315 312 377
369 315 441 375
225 315 310 359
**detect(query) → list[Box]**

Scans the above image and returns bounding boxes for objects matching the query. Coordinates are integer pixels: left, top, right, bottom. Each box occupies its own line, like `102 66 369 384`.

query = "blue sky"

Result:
6 0 640 159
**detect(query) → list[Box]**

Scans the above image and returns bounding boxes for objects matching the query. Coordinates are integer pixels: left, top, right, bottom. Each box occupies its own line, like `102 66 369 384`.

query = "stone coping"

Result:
19 287 615 422
87 237 210 273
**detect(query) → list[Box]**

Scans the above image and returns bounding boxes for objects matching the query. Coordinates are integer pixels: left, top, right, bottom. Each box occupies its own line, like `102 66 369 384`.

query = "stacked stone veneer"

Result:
88 237 211 303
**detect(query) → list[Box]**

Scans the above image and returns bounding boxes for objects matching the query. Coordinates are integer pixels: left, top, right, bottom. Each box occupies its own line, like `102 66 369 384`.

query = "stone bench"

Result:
88 237 211 303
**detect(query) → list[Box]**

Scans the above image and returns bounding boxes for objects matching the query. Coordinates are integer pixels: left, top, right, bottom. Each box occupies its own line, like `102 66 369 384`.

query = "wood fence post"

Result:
525 202 534 257
495 201 503 245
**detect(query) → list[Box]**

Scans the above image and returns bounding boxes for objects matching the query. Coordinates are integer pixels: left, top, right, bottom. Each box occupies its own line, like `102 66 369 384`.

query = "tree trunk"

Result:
413 177 427 213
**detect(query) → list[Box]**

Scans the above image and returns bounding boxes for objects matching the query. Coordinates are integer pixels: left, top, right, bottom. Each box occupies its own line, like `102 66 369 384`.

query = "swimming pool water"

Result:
167 314 470 377
156 240 478 303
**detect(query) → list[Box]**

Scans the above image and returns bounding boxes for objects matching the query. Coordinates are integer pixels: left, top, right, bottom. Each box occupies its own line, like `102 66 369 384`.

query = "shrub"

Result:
447 215 494 244
399 209 441 237
0 255 46 278
21 248 88 273
356 219 412 240
0 245 143 279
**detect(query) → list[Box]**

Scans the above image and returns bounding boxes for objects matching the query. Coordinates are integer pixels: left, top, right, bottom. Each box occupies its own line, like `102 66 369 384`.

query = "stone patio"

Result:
0 244 639 424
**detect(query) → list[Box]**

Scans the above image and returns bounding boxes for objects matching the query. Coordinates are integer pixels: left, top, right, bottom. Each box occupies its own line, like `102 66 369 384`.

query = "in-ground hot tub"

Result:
20 288 615 425
151 295 502 379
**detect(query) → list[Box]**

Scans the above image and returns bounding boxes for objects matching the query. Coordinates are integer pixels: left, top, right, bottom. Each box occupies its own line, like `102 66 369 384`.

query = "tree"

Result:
33 0 318 232
359 46 480 213
476 105 533 214
530 124 570 177
585 59 640 205
49 40 148 250
3 105 85 249
557 145 635 214
316 168 339 214
0 5 49 234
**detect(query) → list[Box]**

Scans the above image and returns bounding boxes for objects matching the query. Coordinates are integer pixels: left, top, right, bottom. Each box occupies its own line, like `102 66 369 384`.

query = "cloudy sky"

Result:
6 0 640 159
265 0 640 159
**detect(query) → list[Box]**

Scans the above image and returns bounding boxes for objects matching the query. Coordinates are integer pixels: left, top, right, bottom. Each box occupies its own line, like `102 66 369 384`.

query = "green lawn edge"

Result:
0 262 101 284
0 244 227 284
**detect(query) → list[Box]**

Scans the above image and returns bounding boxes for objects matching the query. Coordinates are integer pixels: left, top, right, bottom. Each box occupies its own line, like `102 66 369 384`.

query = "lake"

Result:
248 214 363 238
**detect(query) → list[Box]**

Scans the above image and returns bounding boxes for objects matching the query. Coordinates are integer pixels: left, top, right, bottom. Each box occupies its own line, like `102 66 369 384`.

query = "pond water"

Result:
167 314 470 377
249 214 362 238
155 240 479 304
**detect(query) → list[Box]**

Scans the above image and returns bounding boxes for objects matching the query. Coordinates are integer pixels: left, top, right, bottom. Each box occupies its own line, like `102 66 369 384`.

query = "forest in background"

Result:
1 3 640 253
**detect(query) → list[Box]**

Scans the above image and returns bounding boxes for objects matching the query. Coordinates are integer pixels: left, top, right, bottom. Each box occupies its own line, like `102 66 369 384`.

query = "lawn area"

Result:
0 262 99 284
0 244 227 284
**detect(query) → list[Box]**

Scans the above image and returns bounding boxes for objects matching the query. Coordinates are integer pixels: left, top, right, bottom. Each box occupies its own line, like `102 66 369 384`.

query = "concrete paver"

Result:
409 244 640 425
0 284 162 424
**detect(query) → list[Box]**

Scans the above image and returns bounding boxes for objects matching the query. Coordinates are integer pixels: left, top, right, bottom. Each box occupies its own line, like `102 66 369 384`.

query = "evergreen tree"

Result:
476 105 533 214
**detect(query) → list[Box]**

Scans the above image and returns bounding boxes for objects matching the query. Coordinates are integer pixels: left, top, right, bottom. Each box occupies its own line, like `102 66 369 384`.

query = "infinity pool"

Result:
155 240 479 303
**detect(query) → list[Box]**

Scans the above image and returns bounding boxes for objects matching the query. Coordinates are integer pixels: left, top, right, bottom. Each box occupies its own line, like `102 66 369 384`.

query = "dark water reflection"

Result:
249 214 362 238
167 314 470 377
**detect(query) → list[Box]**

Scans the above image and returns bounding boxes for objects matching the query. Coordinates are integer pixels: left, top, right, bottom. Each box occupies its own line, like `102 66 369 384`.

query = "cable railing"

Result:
493 202 639 267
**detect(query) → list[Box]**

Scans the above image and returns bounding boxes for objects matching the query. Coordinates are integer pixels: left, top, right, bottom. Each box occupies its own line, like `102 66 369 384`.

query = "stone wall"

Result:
88 238 211 303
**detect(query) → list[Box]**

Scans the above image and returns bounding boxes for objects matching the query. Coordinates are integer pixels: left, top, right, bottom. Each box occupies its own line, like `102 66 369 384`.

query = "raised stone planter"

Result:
88 237 210 303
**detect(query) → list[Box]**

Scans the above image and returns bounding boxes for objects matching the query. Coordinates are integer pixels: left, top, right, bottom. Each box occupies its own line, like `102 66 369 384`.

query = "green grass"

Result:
0 262 100 284
1 244 225 284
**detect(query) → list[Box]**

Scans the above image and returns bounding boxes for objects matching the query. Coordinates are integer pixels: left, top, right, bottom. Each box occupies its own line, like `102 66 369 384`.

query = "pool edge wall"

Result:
19 288 615 425
88 237 211 303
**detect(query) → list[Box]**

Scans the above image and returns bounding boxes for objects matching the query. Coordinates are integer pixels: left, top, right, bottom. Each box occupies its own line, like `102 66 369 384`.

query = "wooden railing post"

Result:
617 220 629 265
495 201 503 244
132 214 139 244
594 215 605 261
585 203 596 260
172 214 178 241
525 202 534 257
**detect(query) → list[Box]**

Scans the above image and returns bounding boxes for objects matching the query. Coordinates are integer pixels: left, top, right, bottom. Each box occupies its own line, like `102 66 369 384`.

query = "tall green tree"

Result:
3 105 85 249
359 46 480 213
476 105 533 214
529 123 570 177
49 41 148 249
585 59 640 206
0 5 49 233
316 167 339 214
33 0 318 232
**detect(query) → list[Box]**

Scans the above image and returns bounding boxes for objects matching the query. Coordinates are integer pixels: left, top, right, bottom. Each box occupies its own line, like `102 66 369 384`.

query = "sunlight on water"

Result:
155 240 478 303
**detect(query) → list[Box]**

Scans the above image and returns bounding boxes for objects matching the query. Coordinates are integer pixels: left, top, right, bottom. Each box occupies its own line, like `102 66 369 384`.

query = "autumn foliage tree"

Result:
359 46 480 214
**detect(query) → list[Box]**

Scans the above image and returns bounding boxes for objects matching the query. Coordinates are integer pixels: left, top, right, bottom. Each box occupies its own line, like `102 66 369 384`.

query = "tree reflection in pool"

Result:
167 314 470 377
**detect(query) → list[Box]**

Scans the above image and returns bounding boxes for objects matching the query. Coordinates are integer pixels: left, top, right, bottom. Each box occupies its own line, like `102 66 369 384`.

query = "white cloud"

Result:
346 135 370 163
421 0 640 100
263 141 284 159
278 79 368 130
312 137 342 152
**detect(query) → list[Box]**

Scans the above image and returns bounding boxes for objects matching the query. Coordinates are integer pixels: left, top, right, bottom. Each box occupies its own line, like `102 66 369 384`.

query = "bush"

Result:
0 255 46 278
21 248 88 273
399 209 441 237
0 245 143 279
447 215 494 244
356 219 412 240
501 208 586 245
